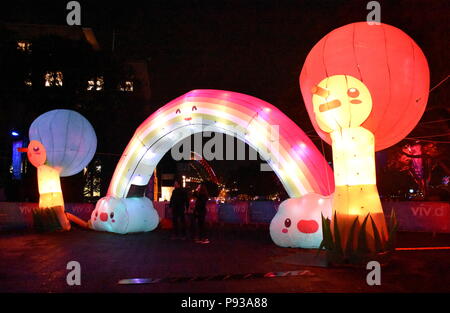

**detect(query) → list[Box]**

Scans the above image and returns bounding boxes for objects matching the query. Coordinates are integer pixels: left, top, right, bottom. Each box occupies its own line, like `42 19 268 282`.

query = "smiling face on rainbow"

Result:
175 105 198 121
312 75 372 132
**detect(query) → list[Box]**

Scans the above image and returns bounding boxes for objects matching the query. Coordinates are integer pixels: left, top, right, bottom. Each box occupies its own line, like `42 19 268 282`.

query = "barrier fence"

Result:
1 200 449 233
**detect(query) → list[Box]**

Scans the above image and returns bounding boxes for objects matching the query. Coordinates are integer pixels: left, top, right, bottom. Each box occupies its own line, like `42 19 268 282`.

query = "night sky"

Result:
2 0 447 118
1 0 448 193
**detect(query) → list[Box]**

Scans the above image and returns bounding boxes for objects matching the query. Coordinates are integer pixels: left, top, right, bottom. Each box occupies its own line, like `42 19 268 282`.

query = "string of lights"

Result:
428 74 449 94
409 133 450 139
405 137 450 144
419 118 450 125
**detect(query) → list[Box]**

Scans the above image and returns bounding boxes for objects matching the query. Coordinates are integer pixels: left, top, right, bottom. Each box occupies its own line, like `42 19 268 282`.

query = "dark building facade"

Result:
0 22 152 202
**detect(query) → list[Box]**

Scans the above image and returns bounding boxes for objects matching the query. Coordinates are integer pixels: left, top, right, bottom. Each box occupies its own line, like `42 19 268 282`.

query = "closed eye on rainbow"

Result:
176 105 198 121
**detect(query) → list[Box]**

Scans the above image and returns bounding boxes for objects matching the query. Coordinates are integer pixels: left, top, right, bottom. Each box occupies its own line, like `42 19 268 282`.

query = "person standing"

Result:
169 180 189 239
193 183 210 244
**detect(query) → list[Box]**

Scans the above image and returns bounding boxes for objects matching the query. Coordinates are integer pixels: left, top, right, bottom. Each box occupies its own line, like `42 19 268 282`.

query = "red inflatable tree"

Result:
300 22 429 256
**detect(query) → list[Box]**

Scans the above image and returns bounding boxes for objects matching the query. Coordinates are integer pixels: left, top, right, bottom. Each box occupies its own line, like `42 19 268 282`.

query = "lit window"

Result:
44 71 63 87
17 41 32 53
87 76 104 91
83 160 102 199
119 80 134 92
24 72 32 87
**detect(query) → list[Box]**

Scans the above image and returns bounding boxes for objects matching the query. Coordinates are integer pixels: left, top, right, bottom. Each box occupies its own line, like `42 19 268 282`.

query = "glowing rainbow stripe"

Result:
107 90 334 198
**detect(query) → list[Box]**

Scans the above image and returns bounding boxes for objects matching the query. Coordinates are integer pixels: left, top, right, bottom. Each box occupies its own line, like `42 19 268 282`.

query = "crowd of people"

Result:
169 180 210 244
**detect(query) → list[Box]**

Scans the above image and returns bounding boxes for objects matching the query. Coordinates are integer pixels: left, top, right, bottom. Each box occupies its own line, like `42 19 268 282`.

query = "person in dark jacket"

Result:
192 183 209 244
169 180 189 239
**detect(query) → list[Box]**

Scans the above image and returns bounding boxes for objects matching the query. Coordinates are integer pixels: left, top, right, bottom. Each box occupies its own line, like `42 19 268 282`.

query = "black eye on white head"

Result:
284 218 291 228
176 108 181 114
192 106 197 111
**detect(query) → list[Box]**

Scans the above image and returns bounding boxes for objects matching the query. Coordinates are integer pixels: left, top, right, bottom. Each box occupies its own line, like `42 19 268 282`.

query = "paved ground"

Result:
0 225 449 293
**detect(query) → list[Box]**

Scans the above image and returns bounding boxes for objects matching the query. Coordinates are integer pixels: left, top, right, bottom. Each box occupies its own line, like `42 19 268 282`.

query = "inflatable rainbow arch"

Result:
90 89 334 237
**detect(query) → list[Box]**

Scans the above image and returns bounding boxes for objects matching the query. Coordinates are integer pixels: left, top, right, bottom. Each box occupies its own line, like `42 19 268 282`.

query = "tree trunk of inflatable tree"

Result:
35 165 71 231
330 128 388 253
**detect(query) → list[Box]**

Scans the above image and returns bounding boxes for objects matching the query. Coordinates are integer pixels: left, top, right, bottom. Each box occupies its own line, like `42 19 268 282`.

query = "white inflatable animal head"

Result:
91 196 159 234
91 196 129 234
122 197 159 232
270 193 333 249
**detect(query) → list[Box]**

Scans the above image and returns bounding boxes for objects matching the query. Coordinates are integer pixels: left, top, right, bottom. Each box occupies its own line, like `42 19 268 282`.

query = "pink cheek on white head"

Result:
100 212 108 222
282 228 288 233
297 220 319 233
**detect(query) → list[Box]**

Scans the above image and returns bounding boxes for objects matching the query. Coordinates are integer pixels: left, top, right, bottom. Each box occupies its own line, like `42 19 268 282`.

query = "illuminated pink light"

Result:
107 90 335 198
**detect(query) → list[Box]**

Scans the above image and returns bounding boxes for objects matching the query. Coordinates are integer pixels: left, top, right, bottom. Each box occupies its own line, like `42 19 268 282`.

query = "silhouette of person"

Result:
169 180 189 239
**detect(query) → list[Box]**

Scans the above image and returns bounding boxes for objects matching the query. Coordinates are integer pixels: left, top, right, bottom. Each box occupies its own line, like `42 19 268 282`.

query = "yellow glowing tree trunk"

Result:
330 127 388 252
37 165 71 231
153 169 158 202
